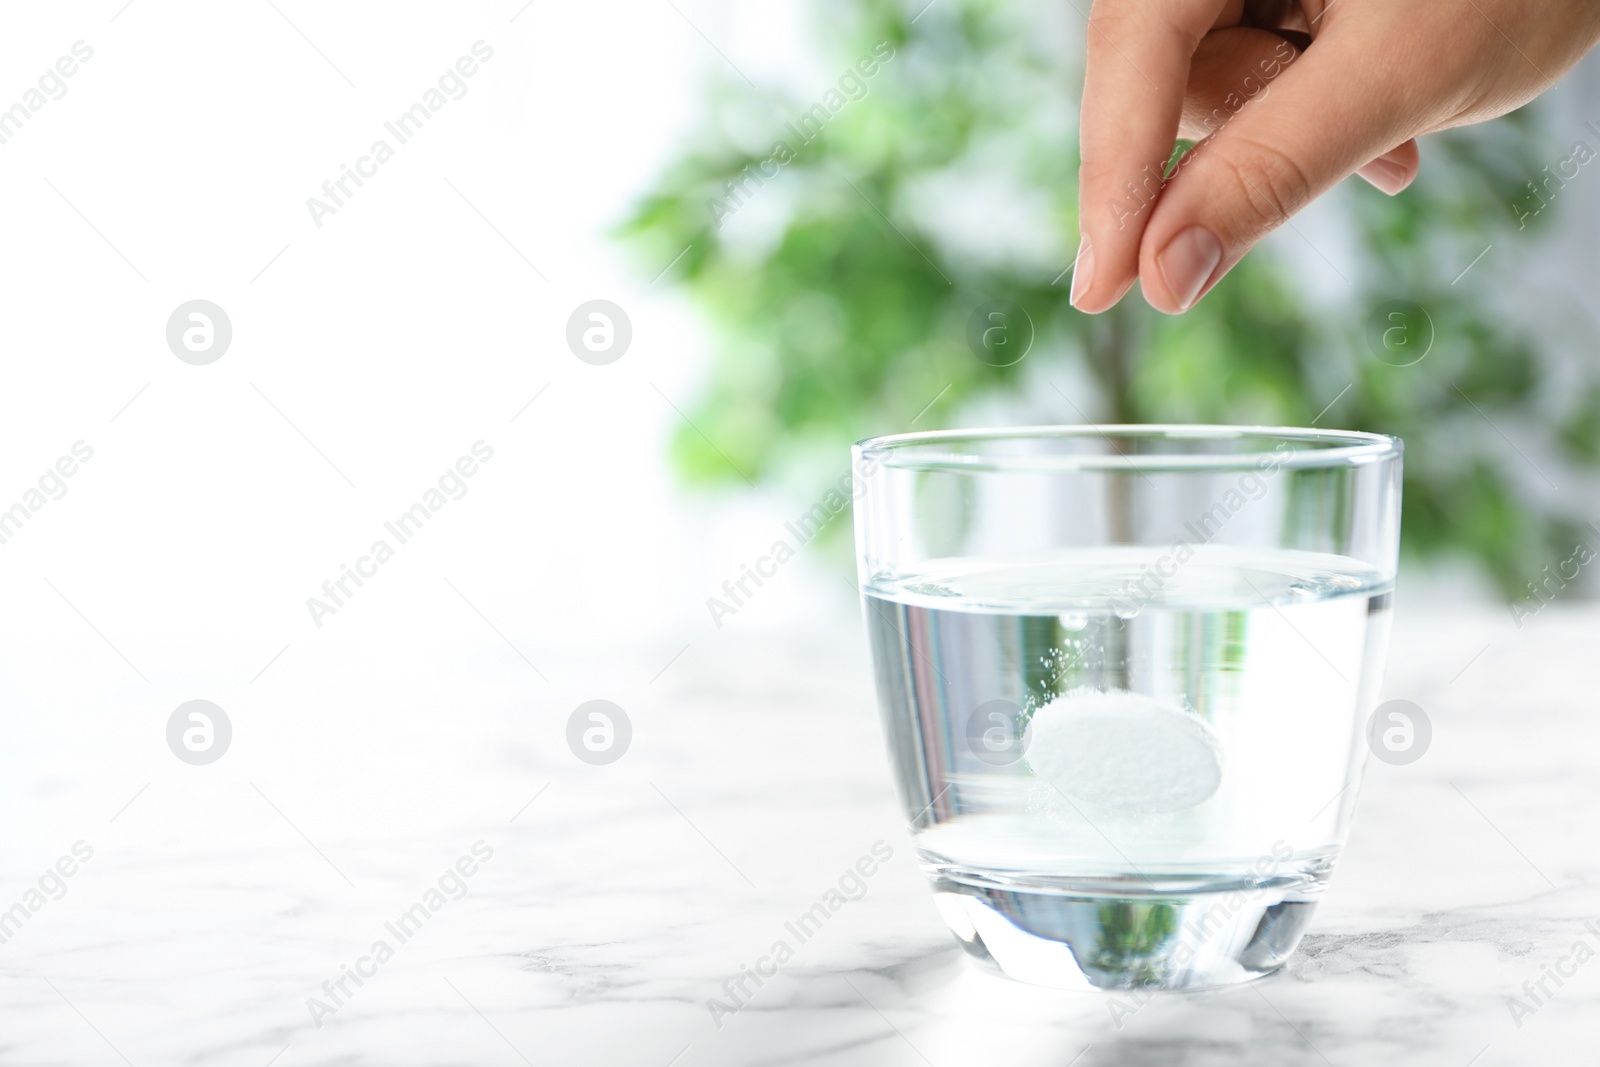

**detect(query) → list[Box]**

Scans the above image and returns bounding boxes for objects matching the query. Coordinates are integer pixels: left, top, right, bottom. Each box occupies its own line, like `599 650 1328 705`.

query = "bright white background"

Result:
0 0 865 835
0 0 827 654
0 0 872 989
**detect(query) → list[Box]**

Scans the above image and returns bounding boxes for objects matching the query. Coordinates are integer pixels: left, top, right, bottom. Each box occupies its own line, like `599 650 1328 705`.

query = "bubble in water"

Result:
1058 612 1088 631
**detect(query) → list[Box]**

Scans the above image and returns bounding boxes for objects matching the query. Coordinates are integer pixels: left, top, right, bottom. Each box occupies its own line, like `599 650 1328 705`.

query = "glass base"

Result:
929 870 1323 991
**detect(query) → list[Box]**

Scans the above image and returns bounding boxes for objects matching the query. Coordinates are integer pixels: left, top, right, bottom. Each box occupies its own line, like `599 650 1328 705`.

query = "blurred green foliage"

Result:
624 0 1600 594
1089 901 1179 987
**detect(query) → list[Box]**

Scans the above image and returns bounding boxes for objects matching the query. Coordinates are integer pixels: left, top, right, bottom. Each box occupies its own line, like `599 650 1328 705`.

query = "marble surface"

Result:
0 595 1595 1066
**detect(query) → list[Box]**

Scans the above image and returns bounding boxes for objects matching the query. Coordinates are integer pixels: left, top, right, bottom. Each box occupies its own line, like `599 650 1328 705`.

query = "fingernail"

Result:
1360 157 1408 196
1068 237 1094 308
1157 226 1222 311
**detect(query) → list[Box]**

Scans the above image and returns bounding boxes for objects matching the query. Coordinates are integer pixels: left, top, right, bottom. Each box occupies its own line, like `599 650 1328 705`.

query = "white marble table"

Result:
0 594 1594 1065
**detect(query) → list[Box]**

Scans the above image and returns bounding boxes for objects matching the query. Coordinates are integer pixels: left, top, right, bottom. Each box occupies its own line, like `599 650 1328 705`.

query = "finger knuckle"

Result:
1214 137 1313 236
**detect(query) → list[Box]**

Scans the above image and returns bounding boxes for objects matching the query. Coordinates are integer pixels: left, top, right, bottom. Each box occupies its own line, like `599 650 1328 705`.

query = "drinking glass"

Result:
852 426 1402 990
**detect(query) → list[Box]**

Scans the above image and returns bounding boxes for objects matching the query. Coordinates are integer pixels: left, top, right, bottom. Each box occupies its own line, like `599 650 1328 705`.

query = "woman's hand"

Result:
1070 0 1600 314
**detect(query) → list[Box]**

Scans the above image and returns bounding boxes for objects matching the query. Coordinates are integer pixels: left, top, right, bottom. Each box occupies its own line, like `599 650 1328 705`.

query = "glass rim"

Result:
854 424 1402 472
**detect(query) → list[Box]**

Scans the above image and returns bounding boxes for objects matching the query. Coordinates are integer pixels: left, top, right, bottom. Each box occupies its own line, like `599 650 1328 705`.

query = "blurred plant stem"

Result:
1094 303 1135 426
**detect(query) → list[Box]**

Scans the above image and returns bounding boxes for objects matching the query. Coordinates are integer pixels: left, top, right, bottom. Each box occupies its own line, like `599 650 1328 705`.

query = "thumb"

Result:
1137 29 1423 313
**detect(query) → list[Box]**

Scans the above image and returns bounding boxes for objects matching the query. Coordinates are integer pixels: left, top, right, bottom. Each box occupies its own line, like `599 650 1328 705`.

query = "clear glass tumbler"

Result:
852 426 1402 991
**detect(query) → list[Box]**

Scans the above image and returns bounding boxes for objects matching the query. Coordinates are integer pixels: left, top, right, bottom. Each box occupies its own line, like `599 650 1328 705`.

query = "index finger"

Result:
1072 0 1228 313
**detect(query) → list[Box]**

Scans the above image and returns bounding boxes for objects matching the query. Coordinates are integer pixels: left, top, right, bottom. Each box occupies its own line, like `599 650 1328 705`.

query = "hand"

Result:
1070 0 1600 314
